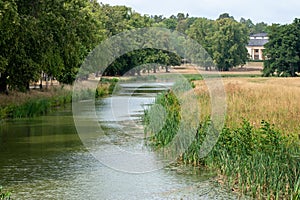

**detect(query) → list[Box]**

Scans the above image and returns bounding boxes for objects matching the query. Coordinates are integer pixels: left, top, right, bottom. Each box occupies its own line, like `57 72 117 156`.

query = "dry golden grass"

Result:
148 62 263 75
194 77 300 136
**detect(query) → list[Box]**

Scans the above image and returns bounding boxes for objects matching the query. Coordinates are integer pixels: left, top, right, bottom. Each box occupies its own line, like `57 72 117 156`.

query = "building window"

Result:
254 55 259 60
255 49 259 53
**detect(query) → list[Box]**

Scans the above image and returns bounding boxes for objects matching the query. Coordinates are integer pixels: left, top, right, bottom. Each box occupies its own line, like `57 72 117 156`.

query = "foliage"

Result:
263 18 300 77
105 49 181 76
144 90 181 147
218 13 235 20
211 18 249 71
187 17 249 71
0 186 11 200
1 0 270 92
253 22 268 34
186 17 215 55
240 18 268 34
204 120 300 199
0 0 105 92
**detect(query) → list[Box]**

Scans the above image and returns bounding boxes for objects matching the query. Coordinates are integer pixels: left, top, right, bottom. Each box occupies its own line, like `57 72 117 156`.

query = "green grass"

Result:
3 92 73 118
182 73 261 80
144 89 181 147
194 120 299 199
117 75 157 82
0 79 118 119
144 90 300 199
0 186 11 200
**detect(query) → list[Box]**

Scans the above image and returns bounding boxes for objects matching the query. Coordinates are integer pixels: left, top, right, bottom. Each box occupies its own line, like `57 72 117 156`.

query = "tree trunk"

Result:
46 74 48 90
40 77 43 90
0 74 7 93
290 64 296 77
26 82 30 91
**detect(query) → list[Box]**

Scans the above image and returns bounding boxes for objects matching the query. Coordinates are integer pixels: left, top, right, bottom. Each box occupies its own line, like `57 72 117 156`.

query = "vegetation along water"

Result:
144 78 300 199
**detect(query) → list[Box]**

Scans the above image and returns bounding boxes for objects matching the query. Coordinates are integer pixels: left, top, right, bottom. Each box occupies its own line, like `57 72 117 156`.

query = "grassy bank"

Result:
185 120 299 199
144 78 300 199
0 78 118 119
0 87 72 119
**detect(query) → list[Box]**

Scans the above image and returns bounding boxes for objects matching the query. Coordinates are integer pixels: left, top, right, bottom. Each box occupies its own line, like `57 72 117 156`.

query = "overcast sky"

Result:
99 0 300 24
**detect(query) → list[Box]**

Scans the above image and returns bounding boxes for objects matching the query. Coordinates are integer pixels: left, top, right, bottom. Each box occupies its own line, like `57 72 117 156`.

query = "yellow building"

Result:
246 33 269 60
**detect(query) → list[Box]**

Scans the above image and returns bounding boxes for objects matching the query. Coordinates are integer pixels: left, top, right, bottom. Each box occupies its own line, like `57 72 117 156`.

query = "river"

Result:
0 81 239 199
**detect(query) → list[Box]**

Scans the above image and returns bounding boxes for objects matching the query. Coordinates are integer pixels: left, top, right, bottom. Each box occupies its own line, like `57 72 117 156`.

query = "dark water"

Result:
0 82 240 199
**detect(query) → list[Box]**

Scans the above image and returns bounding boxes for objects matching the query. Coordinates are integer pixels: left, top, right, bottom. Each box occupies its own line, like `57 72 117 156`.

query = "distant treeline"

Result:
0 0 298 92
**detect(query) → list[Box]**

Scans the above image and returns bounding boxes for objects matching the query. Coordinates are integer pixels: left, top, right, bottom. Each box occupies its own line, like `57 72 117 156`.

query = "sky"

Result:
99 0 300 24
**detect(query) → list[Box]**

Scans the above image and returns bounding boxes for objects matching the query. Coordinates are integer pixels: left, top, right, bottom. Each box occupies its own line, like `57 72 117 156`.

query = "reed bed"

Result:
183 120 300 199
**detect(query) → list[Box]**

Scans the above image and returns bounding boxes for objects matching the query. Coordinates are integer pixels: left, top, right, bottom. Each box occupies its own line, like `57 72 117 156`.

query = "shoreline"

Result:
0 79 117 120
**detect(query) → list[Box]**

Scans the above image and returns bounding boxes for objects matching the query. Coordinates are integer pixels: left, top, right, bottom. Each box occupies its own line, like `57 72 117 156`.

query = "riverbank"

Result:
0 87 72 119
0 81 242 200
0 78 118 120
144 77 300 199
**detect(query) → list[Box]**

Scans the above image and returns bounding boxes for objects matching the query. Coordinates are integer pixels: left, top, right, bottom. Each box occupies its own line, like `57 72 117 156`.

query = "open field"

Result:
148 62 263 75
194 77 300 137
145 62 298 137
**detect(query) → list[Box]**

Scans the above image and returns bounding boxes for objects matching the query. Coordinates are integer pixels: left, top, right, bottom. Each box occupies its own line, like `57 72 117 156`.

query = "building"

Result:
246 33 269 60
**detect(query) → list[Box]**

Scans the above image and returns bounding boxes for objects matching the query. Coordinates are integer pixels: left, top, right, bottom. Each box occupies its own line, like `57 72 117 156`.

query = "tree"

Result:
0 0 19 92
253 22 268 34
104 48 181 76
160 17 177 30
240 17 255 34
240 18 268 34
218 13 234 20
211 18 249 71
263 19 300 77
151 15 164 23
54 0 104 84
0 0 43 91
187 17 248 71
176 17 197 34
0 0 104 91
186 18 215 54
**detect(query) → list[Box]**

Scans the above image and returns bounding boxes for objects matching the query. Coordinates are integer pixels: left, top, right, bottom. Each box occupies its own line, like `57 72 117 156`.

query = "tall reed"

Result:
144 89 300 199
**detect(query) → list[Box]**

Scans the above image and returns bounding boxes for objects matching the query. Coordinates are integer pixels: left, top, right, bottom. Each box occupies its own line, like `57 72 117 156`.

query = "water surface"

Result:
0 82 239 199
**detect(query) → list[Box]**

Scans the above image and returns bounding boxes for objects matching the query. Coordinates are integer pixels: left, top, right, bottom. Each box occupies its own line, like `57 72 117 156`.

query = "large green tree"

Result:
211 18 249 71
186 17 215 54
263 19 300 77
187 17 249 71
0 0 19 92
0 0 103 91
